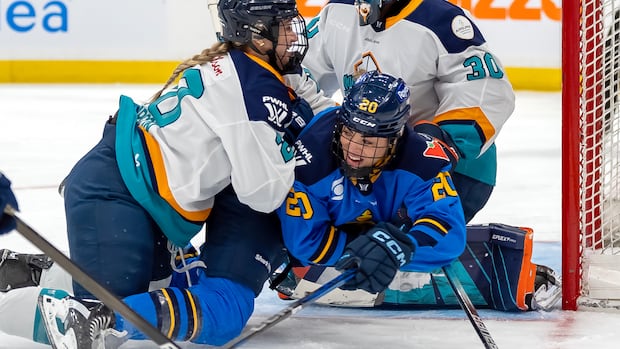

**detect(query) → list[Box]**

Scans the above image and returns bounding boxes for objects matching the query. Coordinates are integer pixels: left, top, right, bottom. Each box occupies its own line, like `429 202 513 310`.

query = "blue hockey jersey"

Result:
277 109 467 272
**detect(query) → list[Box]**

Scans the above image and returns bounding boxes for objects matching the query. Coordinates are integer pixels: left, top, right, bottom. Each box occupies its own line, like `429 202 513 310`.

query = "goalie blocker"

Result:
279 223 561 312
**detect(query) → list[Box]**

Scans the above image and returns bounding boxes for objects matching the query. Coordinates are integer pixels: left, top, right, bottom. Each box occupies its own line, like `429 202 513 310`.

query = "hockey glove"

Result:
413 121 461 170
283 97 314 144
335 222 414 294
0 173 18 235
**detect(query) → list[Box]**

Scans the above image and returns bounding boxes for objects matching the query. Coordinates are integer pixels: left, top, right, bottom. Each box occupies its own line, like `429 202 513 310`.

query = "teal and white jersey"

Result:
115 49 297 247
296 0 515 185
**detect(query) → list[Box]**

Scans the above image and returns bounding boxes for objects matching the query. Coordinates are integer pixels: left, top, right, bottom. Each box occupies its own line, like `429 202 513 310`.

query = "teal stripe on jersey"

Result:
115 95 202 247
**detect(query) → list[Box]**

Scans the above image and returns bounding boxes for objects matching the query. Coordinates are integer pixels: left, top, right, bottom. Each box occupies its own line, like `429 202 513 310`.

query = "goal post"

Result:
563 0 620 310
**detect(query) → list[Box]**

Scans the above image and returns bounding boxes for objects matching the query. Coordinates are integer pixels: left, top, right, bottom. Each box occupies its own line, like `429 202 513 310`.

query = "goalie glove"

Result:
413 121 460 170
335 222 414 294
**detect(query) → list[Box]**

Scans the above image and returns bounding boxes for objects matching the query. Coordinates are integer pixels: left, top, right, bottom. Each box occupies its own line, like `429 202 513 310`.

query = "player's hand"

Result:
0 173 19 235
284 97 314 143
335 222 414 293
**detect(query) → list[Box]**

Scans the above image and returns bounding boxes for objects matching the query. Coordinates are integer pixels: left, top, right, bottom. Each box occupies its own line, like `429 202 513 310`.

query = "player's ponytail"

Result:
149 41 231 102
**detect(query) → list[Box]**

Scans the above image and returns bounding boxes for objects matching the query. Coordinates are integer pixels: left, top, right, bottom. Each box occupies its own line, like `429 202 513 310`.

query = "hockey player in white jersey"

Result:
292 0 515 222
0 0 314 347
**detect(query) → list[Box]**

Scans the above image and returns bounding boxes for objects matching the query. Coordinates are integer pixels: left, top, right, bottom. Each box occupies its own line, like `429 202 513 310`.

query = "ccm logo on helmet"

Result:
371 230 408 266
352 116 376 128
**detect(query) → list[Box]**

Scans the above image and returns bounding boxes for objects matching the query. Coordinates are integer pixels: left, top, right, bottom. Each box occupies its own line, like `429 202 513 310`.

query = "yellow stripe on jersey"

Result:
386 0 424 29
184 289 199 341
244 53 297 100
311 226 336 264
433 107 496 143
139 127 212 222
161 288 176 338
414 218 449 234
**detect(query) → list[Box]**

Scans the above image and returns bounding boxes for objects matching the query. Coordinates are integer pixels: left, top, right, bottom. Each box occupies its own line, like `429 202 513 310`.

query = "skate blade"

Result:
38 294 77 349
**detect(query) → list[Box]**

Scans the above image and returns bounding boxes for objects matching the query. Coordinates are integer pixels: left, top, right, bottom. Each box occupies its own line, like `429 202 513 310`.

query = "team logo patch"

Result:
263 96 290 127
451 15 474 40
331 176 345 201
356 209 374 223
423 139 450 161
294 139 313 166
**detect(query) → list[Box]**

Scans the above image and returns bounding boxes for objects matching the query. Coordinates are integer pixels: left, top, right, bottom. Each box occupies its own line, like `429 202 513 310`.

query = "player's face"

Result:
273 16 308 71
339 126 390 170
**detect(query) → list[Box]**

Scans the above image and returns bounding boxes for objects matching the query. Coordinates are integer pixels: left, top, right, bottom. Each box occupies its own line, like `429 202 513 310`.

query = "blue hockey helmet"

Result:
340 71 410 137
218 0 308 72
335 71 410 180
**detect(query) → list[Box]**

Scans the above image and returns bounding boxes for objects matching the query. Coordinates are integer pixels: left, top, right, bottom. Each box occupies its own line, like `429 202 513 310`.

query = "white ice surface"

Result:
1 85 618 348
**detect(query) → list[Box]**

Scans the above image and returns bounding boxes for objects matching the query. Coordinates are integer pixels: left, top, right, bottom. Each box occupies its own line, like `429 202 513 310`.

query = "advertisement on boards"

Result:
0 0 561 87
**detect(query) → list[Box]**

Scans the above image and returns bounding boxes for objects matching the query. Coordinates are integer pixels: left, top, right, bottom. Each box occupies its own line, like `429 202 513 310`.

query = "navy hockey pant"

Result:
62 120 172 298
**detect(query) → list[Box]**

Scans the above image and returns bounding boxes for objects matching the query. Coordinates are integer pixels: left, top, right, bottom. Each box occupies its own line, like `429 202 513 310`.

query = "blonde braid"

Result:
149 42 232 102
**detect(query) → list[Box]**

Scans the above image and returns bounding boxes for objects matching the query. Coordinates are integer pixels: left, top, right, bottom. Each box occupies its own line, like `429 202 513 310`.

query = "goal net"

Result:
563 0 620 310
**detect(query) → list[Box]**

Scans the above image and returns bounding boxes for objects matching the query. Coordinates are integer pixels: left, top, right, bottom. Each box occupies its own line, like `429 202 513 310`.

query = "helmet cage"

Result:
333 121 401 178
218 0 308 73
334 71 410 178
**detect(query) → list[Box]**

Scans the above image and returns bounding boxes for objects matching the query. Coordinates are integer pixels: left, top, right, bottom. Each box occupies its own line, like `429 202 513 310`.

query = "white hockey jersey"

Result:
115 49 297 247
299 0 515 162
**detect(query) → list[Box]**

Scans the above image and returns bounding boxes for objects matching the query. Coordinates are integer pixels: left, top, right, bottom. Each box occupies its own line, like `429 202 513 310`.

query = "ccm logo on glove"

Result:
370 230 408 266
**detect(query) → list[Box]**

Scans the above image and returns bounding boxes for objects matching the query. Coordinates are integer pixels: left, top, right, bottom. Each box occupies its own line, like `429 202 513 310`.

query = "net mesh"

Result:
579 0 620 303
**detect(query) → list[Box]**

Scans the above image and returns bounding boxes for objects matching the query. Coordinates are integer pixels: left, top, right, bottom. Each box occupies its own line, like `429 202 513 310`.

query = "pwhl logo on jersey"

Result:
263 96 289 128
294 139 313 166
423 139 450 161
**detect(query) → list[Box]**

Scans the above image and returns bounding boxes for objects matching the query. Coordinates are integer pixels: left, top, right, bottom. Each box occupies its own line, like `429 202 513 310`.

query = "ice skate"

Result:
38 294 124 349
532 264 562 311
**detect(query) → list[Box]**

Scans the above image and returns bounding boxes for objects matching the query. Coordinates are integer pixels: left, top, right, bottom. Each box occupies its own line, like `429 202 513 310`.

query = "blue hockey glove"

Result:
413 121 460 170
0 173 19 235
284 97 314 143
335 222 414 293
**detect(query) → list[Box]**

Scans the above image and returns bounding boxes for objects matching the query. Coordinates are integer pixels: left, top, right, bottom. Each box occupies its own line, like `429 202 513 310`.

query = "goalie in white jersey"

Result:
0 0 314 347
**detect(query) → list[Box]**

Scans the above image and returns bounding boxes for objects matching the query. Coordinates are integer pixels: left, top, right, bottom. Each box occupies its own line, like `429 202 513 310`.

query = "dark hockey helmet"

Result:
340 71 410 137
218 0 308 72
334 71 411 179
355 0 383 26
355 0 407 26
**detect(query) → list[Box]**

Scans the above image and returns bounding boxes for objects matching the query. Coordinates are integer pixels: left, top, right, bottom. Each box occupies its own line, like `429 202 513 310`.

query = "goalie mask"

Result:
334 71 410 182
218 0 309 73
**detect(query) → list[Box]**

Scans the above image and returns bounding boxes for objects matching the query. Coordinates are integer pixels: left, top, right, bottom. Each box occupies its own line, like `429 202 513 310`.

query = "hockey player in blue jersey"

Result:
277 71 467 295
274 70 561 311
278 0 562 310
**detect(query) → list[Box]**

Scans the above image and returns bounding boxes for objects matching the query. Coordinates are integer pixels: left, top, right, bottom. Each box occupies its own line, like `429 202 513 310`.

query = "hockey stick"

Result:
2 205 181 349
221 268 357 349
442 263 499 349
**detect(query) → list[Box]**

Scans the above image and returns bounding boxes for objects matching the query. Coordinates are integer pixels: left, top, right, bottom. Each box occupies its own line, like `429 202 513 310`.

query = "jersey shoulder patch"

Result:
390 128 450 181
406 0 486 53
230 50 293 131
